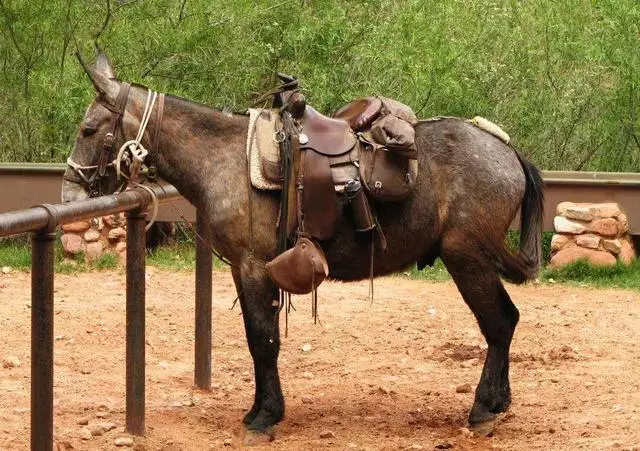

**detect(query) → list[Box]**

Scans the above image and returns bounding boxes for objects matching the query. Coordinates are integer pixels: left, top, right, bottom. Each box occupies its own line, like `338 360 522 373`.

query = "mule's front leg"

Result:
232 263 284 433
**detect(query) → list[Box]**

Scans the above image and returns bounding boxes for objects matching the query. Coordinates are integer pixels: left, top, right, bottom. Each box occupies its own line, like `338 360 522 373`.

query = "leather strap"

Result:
97 82 131 176
153 93 165 152
301 149 340 240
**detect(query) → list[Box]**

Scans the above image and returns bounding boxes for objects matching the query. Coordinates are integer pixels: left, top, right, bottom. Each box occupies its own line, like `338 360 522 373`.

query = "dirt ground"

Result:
1 269 639 450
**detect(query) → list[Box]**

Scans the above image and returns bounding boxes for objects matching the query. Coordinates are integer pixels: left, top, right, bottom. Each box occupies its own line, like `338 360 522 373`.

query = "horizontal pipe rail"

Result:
0 184 180 238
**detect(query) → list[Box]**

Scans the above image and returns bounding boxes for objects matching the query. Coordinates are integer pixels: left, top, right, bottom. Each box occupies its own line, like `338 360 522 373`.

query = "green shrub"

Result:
0 0 638 171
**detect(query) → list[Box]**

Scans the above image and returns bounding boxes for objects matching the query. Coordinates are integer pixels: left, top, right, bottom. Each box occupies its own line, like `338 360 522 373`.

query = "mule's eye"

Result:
81 125 97 136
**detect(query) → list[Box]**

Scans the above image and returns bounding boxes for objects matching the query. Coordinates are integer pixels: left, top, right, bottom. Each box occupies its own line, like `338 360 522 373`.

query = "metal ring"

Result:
273 130 285 143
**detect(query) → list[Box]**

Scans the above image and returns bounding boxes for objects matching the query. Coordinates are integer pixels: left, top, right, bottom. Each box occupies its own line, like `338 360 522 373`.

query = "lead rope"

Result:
115 89 158 182
111 89 160 231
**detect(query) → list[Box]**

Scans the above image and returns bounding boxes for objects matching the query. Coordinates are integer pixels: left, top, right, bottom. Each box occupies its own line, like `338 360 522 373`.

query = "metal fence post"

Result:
126 209 146 435
194 209 212 389
31 228 55 451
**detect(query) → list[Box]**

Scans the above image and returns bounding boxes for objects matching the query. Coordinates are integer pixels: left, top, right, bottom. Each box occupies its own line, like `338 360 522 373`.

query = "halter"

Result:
66 82 165 229
65 83 165 196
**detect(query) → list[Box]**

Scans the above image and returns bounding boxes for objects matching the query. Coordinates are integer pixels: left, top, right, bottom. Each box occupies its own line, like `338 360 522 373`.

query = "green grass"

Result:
147 242 197 271
0 241 31 269
3 238 639 290
409 257 640 291
541 259 640 290
402 258 452 283
0 237 119 273
0 236 226 274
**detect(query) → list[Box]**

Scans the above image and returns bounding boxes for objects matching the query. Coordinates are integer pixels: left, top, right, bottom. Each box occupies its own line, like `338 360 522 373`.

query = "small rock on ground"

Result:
79 428 92 440
459 427 474 438
2 356 21 368
88 424 105 436
456 383 472 393
319 429 335 439
301 395 314 404
76 417 89 426
223 438 233 446
115 437 134 446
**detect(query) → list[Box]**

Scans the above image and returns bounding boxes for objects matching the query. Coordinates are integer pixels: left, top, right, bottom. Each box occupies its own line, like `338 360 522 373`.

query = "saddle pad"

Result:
247 108 281 191
247 108 358 193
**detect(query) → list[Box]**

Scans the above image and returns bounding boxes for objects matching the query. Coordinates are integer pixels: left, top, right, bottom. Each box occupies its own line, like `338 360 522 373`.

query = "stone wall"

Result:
61 214 127 263
550 202 636 268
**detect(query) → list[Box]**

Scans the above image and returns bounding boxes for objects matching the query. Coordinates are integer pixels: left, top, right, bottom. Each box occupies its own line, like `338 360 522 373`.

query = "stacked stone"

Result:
61 213 127 263
550 202 636 268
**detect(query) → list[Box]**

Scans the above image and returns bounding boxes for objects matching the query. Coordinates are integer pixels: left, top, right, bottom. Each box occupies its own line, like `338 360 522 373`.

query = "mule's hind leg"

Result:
231 261 284 432
440 239 519 427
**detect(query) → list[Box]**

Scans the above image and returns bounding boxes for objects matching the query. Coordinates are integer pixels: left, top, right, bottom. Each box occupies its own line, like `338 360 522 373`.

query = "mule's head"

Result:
62 52 149 202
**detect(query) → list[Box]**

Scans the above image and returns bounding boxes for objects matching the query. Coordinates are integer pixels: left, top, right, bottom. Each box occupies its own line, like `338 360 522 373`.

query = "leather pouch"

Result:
266 236 329 294
358 143 418 202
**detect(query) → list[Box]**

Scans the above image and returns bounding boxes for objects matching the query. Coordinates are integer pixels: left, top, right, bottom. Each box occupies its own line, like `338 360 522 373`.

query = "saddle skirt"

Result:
246 108 359 193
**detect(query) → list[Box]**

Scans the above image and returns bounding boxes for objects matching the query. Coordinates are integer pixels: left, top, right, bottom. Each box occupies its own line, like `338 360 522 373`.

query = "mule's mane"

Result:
127 82 248 118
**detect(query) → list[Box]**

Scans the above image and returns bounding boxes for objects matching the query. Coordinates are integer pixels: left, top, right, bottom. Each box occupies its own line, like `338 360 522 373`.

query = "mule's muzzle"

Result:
61 179 90 202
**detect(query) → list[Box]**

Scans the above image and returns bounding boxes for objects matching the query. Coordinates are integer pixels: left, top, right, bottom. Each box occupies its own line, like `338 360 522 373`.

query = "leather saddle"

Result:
301 106 357 156
265 75 418 294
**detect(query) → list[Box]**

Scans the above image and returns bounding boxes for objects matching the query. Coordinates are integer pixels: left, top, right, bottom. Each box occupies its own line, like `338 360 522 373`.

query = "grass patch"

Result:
147 242 196 271
0 237 120 273
401 259 452 283
0 240 31 269
408 255 640 291
542 259 640 290
3 237 639 291
0 236 225 274
146 241 227 271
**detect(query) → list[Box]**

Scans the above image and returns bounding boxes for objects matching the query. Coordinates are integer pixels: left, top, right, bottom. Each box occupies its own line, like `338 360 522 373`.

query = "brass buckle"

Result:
103 132 115 150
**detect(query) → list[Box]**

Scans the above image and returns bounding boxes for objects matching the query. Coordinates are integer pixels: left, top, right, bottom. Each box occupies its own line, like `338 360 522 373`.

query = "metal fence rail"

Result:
0 185 213 451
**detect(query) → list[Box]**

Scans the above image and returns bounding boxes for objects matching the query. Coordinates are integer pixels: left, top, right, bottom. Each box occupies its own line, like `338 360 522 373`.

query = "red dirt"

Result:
1 269 639 450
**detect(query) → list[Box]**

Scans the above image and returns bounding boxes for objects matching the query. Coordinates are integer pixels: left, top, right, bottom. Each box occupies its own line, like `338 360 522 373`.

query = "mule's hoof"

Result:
242 428 275 446
469 417 497 437
469 411 510 437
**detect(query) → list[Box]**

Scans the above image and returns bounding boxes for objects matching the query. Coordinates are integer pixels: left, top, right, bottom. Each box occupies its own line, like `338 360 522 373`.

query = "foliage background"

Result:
0 0 638 171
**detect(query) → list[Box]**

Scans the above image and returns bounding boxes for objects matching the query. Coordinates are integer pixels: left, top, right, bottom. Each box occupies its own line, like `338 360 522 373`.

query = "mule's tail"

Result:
488 149 544 284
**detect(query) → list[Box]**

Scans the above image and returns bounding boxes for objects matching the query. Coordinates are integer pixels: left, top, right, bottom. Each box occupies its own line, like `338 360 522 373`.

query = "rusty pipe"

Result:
0 185 180 237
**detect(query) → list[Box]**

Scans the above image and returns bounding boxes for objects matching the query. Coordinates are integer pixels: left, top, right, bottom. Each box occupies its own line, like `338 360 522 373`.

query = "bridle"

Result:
65 82 165 197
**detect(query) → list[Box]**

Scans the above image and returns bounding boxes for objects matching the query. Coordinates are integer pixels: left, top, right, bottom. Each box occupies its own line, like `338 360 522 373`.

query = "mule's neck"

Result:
146 95 249 210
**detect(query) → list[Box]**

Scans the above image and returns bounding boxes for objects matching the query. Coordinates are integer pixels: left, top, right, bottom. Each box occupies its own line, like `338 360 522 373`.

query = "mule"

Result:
62 53 544 440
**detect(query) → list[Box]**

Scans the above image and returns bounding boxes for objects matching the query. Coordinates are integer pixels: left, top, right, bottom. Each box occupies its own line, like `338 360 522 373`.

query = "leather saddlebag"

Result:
358 141 418 202
265 236 329 294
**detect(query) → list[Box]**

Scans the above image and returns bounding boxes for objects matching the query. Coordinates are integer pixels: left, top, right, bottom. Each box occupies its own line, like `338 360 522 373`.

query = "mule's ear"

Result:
76 51 119 103
95 52 116 79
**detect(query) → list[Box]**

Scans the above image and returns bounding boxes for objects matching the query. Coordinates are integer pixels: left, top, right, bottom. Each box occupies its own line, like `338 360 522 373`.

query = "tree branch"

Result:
0 0 28 64
93 0 112 48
